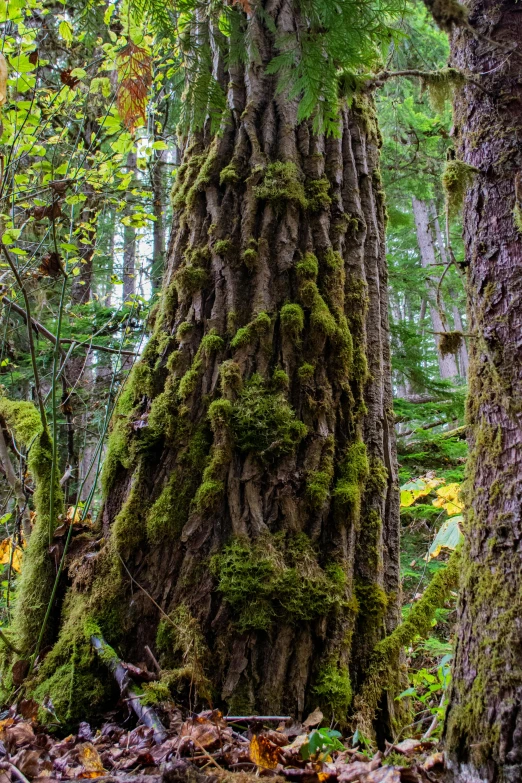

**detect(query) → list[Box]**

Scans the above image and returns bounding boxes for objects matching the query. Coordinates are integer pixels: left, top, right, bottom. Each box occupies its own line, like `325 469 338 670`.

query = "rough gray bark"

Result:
412 197 459 380
444 0 522 779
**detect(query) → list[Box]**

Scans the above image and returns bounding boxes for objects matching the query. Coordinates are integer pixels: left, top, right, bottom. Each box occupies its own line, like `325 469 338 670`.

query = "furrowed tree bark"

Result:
444 0 522 779
19 0 400 731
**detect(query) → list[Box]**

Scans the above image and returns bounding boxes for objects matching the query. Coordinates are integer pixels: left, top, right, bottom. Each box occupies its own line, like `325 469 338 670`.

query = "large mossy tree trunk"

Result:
444 0 522 779
24 0 399 728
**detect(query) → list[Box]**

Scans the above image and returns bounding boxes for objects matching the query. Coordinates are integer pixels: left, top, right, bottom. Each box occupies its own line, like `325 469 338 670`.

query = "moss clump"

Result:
353 553 459 737
194 477 224 512
231 374 307 458
280 303 305 340
439 330 464 357
296 252 319 280
211 534 347 632
176 321 193 340
298 363 315 382
242 245 258 270
231 312 271 350
306 471 332 510
220 360 243 394
333 441 369 523
220 162 240 185
113 468 148 555
514 203 522 234
367 457 388 497
178 360 202 400
185 141 219 209
311 293 337 337
442 159 479 217
272 369 289 390
156 604 211 700
313 663 352 720
421 67 466 113
201 332 225 355
174 264 208 297
141 680 172 705
306 178 332 211
254 161 307 209
325 248 343 270
208 398 233 429
214 239 232 256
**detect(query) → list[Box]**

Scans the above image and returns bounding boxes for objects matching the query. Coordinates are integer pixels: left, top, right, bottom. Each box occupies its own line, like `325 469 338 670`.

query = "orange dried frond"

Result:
116 42 153 132
232 0 252 10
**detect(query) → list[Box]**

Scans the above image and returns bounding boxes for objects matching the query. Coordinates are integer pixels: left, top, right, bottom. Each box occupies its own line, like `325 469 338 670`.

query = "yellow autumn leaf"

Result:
249 734 283 769
433 483 463 515
77 742 106 778
400 475 445 508
66 505 82 524
0 538 23 573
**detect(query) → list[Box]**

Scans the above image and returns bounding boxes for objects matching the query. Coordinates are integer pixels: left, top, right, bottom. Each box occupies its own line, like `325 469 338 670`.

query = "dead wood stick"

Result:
145 644 161 674
90 634 167 745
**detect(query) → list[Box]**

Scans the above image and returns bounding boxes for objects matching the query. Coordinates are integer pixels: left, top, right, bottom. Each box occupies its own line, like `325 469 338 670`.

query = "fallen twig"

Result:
91 634 167 745
225 716 292 722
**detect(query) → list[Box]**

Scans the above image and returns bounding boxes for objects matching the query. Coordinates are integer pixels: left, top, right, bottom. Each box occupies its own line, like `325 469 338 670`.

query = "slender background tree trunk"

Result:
412 197 459 380
444 0 522 779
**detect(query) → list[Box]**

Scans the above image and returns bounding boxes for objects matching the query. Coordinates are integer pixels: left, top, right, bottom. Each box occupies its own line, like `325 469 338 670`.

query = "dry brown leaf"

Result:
363 766 401 782
77 741 106 778
18 699 39 721
392 739 433 758
179 720 221 752
249 733 283 770
303 708 324 728
116 43 152 132
39 252 64 279
5 721 36 748
338 761 374 782
11 748 43 777
423 751 444 770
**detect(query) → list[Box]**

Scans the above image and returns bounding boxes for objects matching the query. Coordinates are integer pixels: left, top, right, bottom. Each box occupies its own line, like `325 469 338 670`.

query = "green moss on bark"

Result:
231 312 271 349
354 553 459 736
231 374 307 458
280 303 305 340
0 398 64 656
254 161 307 209
211 534 347 632
442 159 479 217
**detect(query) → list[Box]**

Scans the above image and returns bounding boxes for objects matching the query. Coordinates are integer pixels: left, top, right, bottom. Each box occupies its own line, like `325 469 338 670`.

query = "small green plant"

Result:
301 728 344 762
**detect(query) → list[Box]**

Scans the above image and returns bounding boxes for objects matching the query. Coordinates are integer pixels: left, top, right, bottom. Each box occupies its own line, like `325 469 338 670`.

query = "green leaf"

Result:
426 516 463 561
58 20 73 44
